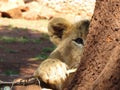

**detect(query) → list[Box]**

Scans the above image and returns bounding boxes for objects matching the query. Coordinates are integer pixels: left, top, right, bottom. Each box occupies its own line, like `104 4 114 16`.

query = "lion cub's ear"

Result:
48 17 72 46
76 19 90 40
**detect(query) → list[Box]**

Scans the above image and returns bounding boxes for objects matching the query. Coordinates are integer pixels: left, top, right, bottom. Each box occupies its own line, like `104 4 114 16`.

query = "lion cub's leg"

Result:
33 59 68 90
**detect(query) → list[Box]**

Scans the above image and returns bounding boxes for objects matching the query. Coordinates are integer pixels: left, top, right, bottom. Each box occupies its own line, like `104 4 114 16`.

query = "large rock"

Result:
1 7 23 18
0 0 25 18
22 1 41 20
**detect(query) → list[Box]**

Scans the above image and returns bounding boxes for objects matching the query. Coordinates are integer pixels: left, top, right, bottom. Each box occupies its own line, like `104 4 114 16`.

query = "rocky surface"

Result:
0 0 96 21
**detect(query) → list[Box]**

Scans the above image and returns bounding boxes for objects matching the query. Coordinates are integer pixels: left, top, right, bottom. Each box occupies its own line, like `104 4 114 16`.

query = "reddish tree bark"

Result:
91 46 120 90
67 0 120 90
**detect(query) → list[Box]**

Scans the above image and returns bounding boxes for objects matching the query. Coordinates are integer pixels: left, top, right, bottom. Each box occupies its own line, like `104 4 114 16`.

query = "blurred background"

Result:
0 0 95 82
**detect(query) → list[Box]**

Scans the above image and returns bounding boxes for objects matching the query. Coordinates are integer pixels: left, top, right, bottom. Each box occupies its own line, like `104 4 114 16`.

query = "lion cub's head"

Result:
48 17 90 68
33 18 90 90
48 17 90 46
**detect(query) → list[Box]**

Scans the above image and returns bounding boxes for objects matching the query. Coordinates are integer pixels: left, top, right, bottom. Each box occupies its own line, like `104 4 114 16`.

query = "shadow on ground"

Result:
0 25 54 81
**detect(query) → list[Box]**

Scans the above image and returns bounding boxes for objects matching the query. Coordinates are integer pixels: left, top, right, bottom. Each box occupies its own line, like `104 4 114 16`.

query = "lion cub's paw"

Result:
33 59 68 88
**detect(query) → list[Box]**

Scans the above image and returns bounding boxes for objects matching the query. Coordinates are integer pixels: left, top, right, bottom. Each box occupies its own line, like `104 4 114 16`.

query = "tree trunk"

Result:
91 46 120 90
66 0 120 90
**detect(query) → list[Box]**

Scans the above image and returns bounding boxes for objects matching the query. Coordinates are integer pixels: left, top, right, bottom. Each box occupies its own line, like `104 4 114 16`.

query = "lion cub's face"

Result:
48 18 89 46
49 37 84 69
48 18 90 68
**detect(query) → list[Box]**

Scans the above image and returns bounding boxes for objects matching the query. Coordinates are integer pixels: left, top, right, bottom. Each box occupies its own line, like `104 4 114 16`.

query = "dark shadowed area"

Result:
0 25 54 81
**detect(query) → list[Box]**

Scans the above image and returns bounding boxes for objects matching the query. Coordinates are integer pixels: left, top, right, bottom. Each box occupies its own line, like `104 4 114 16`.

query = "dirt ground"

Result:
0 18 54 82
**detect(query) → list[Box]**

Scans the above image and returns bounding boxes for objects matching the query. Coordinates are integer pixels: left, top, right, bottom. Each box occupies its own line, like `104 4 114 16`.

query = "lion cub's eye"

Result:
73 38 84 45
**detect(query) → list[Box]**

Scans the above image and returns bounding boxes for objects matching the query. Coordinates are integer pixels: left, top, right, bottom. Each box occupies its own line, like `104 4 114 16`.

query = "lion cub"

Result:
34 17 90 90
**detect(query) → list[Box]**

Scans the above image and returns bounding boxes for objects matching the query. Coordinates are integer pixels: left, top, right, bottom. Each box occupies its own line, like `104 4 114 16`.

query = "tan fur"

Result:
34 18 90 90
48 17 89 46
48 17 73 46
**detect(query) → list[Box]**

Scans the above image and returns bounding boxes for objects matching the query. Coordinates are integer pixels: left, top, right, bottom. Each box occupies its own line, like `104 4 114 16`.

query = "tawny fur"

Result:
34 17 90 90
48 17 73 46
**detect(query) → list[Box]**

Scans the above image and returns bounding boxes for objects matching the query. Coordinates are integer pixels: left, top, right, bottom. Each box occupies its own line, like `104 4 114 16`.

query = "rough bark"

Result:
91 46 120 90
67 0 120 90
